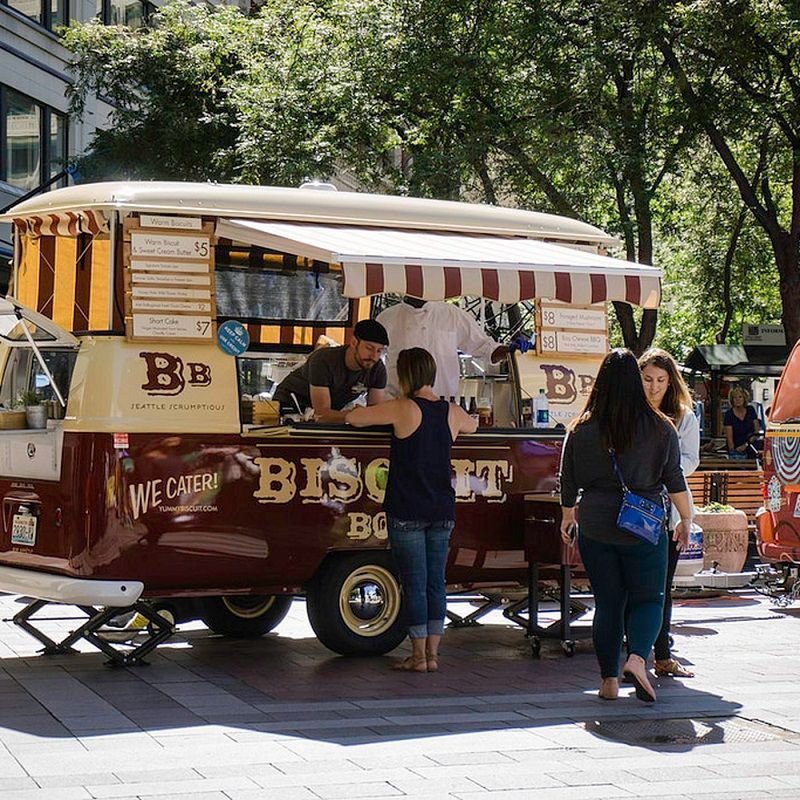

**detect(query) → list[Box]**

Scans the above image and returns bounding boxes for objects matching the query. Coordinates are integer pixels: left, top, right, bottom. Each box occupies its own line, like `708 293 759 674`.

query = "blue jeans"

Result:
387 517 454 639
579 531 668 678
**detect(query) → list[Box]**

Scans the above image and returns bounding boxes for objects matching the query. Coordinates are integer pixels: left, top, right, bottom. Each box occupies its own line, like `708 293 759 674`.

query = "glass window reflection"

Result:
6 90 41 191
7 0 42 24
49 111 67 184
109 0 145 28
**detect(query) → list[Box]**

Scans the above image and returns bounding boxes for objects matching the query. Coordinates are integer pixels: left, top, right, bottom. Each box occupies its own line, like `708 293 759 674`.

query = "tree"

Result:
63 0 398 185
652 144 782 359
355 0 698 353
653 0 800 347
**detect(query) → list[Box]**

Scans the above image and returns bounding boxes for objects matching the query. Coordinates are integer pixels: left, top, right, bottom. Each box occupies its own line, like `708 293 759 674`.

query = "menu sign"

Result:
539 330 608 355
130 232 210 259
123 218 216 343
540 305 606 331
536 301 608 357
132 314 213 340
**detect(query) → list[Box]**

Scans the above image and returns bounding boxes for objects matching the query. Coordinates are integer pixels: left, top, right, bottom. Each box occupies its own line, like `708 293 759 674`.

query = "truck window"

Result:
0 349 77 409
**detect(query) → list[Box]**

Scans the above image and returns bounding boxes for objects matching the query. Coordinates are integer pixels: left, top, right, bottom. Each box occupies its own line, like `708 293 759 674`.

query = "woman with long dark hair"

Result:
639 348 700 678
559 349 692 702
347 347 477 672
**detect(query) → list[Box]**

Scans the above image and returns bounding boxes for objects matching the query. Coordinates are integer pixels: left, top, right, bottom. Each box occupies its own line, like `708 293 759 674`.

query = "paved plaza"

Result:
0 589 798 800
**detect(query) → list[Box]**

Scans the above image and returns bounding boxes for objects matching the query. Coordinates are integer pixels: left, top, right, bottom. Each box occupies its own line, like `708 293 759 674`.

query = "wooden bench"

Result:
686 469 764 530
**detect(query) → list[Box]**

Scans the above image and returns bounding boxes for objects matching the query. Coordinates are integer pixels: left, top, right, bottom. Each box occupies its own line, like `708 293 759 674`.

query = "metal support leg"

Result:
10 598 175 666
446 595 503 627
560 564 575 655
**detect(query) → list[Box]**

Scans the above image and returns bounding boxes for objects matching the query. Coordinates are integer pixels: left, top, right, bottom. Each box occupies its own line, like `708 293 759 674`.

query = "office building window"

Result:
1 87 68 191
96 0 154 28
2 0 68 30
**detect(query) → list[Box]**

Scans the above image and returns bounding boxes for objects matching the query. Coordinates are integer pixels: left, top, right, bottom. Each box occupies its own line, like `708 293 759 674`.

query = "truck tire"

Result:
307 552 406 656
199 595 292 638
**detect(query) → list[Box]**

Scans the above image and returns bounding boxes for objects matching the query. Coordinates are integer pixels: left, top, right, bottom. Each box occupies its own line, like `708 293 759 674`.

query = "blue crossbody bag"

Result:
609 450 665 546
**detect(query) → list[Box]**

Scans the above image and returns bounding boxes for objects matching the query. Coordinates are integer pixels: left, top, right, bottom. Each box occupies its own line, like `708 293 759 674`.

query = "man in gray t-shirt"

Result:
273 319 389 423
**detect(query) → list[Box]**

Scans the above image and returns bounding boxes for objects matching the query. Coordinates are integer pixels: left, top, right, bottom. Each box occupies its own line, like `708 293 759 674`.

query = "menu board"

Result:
539 330 608 355
536 301 608 357
123 217 216 343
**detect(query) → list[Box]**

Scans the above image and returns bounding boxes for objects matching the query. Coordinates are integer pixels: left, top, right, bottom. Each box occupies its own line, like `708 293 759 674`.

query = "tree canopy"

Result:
62 0 796 350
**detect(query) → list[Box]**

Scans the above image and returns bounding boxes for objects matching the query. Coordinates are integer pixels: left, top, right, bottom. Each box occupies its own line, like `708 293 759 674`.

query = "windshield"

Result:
0 315 57 342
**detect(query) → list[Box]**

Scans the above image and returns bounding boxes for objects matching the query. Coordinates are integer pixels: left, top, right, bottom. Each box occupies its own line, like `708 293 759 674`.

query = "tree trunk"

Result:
774 233 800 348
716 206 747 344
612 302 657 356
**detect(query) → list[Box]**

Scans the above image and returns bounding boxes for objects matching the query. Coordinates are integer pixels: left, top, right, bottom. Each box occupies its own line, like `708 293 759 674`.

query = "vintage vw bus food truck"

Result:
0 183 661 664
756 339 800 600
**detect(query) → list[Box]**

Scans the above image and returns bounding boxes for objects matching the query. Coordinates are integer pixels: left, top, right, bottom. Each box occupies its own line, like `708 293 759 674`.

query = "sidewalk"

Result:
0 590 798 800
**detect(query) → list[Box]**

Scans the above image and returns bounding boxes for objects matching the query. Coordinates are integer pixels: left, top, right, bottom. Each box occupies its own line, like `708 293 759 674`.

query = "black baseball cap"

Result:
354 319 389 346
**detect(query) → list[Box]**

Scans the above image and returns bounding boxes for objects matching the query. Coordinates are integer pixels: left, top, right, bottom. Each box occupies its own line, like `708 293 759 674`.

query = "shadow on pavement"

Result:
0 612 743 753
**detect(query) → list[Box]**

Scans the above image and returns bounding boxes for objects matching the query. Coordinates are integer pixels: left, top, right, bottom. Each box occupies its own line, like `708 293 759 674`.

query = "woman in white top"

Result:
639 348 701 678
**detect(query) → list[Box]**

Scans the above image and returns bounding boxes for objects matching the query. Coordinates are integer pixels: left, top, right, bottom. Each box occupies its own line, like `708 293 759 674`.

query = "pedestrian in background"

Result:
639 348 700 678
346 348 477 672
724 386 761 459
559 349 692 702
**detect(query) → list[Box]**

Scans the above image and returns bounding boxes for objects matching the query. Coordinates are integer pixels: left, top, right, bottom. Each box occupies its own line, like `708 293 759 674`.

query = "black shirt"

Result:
384 398 455 522
559 416 686 544
273 346 387 411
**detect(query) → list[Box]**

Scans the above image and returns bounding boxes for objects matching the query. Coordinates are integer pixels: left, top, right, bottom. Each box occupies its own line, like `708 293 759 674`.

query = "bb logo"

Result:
139 352 212 396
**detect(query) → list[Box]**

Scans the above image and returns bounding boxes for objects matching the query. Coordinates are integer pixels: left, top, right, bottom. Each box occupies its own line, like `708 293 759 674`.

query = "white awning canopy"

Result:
216 218 662 308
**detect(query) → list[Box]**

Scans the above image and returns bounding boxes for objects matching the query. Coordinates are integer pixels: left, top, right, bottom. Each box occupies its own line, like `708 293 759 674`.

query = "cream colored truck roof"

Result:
0 182 620 247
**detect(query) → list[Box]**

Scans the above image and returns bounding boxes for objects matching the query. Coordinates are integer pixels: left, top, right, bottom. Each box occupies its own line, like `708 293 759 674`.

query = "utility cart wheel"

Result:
199 595 292 637
529 637 541 659
561 640 576 657
307 552 406 656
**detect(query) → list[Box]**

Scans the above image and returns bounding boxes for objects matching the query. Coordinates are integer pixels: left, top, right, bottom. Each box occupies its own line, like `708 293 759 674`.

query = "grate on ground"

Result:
586 716 800 746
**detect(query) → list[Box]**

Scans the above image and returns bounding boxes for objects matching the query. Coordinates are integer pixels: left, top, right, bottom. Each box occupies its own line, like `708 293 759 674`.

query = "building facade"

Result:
0 0 161 286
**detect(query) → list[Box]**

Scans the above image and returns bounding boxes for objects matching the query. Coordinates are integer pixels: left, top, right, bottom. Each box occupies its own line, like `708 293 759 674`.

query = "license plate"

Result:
11 514 37 547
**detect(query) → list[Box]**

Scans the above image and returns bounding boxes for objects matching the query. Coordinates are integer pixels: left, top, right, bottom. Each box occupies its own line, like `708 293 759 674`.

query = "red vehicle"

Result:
756 340 800 599
0 182 661 663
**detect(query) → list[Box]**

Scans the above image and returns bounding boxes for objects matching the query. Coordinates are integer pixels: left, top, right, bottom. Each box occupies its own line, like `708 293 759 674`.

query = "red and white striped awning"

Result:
13 210 108 237
216 219 662 308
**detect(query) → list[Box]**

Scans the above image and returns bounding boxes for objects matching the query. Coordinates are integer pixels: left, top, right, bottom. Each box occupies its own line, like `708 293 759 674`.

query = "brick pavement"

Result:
0 590 798 799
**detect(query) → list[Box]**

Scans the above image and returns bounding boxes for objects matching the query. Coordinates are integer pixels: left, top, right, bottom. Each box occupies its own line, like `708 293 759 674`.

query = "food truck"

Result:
0 182 661 664
756 339 800 600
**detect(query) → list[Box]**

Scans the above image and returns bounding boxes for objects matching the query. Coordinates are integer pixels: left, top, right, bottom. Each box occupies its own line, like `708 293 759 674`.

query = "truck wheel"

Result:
307 552 406 656
199 595 292 637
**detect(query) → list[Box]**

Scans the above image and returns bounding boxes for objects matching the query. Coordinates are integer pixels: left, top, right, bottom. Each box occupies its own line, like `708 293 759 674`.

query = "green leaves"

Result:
64 0 797 346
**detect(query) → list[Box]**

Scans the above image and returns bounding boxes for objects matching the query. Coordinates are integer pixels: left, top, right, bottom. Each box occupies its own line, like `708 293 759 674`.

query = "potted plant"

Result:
0 395 27 430
18 390 47 430
694 502 749 573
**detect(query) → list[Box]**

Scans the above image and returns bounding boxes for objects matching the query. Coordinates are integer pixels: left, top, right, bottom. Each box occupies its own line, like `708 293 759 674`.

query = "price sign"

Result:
130 232 211 259
540 304 607 331
540 331 608 355
132 314 214 339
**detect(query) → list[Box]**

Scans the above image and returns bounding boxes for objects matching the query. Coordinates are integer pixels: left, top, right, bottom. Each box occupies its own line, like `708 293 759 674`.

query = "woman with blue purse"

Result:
559 349 693 702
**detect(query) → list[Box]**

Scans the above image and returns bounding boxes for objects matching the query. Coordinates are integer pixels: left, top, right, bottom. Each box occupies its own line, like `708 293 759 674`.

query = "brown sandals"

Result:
654 658 695 678
392 656 428 672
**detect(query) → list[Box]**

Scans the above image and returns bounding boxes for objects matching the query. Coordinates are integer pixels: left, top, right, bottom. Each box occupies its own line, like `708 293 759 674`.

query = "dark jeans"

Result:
654 535 680 661
579 531 668 679
387 517 454 639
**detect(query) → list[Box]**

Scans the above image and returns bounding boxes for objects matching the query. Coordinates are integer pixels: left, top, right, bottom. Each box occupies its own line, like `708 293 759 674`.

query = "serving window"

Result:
215 243 349 326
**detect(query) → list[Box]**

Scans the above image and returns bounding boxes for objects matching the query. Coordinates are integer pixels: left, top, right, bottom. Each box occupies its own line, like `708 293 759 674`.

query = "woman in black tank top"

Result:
347 347 477 672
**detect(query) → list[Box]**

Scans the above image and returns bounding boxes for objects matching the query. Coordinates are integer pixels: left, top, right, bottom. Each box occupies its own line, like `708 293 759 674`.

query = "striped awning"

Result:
13 210 108 237
216 219 662 308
